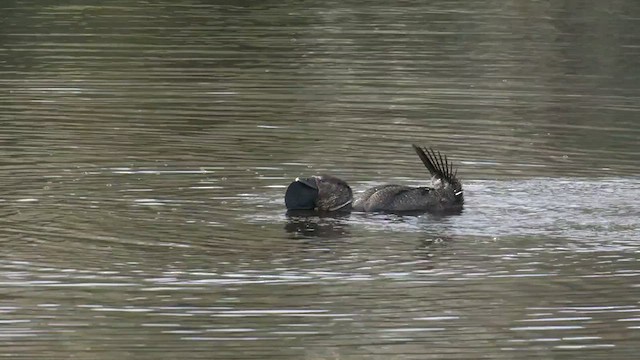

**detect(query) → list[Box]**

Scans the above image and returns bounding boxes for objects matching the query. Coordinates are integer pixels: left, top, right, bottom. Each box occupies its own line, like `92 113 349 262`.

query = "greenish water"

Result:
1 1 639 359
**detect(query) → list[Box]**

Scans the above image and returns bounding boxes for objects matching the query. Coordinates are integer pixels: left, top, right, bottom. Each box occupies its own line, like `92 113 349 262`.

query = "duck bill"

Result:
284 177 319 210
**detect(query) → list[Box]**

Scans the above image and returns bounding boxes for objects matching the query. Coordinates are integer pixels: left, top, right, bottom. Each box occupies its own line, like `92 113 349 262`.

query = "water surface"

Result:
1 1 639 359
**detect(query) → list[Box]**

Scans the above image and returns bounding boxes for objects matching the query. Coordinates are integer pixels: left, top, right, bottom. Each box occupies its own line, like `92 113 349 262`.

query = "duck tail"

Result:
412 144 464 202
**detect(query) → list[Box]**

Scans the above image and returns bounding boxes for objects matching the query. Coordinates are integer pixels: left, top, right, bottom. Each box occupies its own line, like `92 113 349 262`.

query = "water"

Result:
1 1 639 359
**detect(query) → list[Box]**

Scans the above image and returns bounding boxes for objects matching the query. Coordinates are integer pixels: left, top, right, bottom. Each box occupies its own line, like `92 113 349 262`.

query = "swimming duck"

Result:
284 145 463 214
352 145 463 213
284 174 353 212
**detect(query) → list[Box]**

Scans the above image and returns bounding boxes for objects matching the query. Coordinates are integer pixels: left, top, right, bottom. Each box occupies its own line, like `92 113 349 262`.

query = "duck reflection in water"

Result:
284 144 464 215
284 211 351 238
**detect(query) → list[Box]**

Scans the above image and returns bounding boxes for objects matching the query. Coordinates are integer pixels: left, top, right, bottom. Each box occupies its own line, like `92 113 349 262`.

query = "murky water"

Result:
1 1 639 359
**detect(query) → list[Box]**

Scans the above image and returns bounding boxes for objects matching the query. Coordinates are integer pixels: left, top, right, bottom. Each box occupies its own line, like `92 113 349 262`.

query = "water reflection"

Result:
284 211 351 239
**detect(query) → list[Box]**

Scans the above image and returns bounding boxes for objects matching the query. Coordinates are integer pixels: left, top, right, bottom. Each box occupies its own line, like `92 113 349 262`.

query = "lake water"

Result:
1 1 639 359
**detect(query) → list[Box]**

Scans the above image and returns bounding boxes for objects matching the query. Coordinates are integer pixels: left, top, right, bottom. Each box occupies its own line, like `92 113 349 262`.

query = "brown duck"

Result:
284 145 463 214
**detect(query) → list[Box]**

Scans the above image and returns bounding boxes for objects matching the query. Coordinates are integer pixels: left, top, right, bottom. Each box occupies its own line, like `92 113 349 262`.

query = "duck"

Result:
353 145 463 213
284 174 353 212
284 144 463 214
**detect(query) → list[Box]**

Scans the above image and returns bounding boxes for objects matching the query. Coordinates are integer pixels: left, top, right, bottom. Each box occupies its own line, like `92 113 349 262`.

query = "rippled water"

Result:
1 1 639 359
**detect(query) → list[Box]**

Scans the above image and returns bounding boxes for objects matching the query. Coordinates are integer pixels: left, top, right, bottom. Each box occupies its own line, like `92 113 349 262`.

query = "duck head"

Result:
285 174 353 212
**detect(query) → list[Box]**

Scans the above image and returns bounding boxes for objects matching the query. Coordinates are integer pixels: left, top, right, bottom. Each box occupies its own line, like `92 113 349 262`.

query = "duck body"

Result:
284 144 464 214
352 145 463 213
352 185 440 213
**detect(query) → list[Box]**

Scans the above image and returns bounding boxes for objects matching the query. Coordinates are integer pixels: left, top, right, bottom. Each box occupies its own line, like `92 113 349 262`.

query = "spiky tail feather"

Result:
412 144 463 202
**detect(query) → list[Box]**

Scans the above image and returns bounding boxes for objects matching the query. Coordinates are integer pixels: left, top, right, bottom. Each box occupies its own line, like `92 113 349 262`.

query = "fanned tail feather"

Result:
411 144 463 202
411 144 456 185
